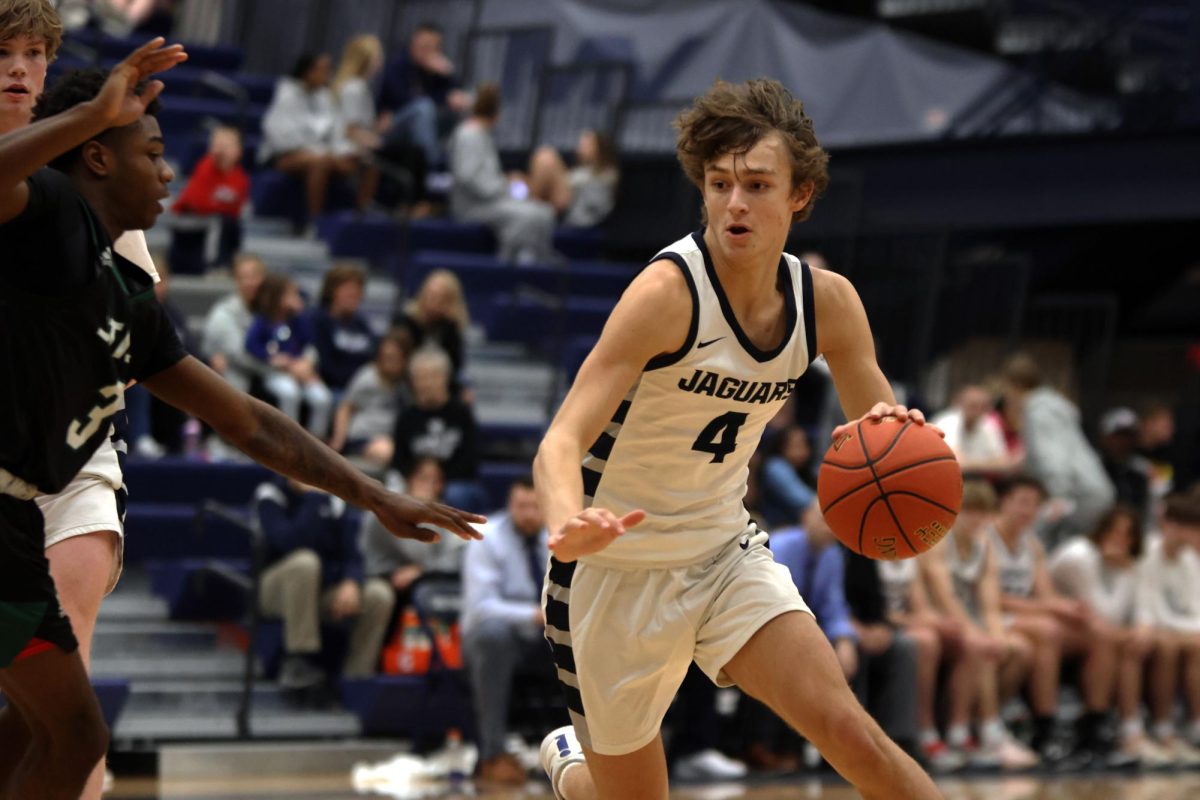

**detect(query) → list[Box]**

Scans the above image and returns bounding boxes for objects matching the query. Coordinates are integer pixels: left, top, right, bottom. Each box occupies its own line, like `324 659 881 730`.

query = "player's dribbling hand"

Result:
548 507 646 563
831 402 944 441
368 489 486 543
92 37 188 127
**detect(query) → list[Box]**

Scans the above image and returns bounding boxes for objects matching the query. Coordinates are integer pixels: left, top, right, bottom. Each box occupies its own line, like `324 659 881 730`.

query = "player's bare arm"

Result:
814 268 937 438
533 259 692 561
143 356 484 543
0 38 185 223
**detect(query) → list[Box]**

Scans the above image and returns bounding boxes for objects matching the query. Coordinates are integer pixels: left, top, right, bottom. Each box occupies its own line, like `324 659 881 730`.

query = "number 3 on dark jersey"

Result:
691 411 749 463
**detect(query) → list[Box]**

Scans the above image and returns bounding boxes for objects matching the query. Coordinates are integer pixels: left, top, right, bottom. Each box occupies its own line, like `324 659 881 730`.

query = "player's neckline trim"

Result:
692 230 797 364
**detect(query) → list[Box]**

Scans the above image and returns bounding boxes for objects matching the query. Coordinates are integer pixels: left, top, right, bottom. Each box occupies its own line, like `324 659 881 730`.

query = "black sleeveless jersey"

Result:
0 169 186 495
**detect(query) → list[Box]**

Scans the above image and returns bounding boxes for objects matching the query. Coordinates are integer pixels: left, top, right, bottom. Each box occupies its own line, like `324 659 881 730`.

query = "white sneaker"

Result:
672 748 749 781
1125 735 1175 769
541 726 586 800
1166 736 1200 767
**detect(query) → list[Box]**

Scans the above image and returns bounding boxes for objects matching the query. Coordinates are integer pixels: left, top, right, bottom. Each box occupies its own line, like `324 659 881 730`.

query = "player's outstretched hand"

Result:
93 37 188 127
831 402 944 440
549 507 646 563
369 490 486 543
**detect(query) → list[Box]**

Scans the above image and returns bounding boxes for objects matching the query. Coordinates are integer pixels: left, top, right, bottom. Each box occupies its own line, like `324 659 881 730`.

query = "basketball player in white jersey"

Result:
534 79 940 800
0 5 157 795
922 480 1038 769
990 475 1125 766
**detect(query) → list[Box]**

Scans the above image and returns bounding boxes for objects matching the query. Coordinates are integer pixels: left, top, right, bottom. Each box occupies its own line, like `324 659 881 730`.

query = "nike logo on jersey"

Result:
677 368 800 405
697 337 725 348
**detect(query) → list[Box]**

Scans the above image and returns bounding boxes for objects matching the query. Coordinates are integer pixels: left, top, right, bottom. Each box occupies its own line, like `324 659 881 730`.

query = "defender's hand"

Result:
548 508 646 563
368 489 485 543
91 37 187 127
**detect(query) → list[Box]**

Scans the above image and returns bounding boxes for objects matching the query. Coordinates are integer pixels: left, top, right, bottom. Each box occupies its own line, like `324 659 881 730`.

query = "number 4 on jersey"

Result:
691 411 749 463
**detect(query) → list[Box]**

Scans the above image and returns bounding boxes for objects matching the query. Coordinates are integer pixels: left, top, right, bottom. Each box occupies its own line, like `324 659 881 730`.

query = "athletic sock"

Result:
946 724 970 749
980 718 1008 748
918 728 941 748
1120 717 1144 743
1153 720 1175 742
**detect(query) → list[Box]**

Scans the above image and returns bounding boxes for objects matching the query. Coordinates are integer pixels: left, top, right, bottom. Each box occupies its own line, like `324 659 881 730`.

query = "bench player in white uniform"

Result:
990 475 1124 765
534 78 940 800
0 7 160 796
922 480 1038 769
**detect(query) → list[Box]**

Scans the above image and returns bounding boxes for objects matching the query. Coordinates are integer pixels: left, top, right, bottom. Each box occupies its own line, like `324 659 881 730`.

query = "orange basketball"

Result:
817 417 962 560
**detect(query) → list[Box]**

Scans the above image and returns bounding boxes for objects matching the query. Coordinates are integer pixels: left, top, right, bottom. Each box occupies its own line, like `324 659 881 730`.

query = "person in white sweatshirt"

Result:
1049 506 1163 762
1136 493 1200 754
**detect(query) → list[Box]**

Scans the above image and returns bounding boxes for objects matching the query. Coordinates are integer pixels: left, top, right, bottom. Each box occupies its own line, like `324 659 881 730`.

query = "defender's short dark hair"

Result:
675 78 829 224
33 68 161 172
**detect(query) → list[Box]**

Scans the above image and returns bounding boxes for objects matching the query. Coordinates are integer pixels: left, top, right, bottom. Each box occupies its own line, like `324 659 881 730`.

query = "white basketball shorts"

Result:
542 527 812 756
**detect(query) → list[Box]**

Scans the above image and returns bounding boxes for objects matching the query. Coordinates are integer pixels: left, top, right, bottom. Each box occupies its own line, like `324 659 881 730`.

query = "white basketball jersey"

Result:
877 558 918 614
582 232 816 568
945 535 988 619
989 525 1037 598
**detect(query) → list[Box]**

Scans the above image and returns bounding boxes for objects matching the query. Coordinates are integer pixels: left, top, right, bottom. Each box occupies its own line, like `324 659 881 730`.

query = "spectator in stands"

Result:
254 477 395 687
259 53 365 228
1136 494 1200 757
1138 401 1180 497
1098 407 1153 521
741 504 861 770
378 21 470 168
170 125 248 270
1000 353 1115 545
447 83 557 264
991 475 1124 766
309 262 376 392
461 477 549 785
201 252 267 392
390 347 485 511
334 33 428 215
759 425 816 528
330 329 414 467
879 554 988 772
932 384 1018 477
246 274 333 438
361 458 465 607
523 129 620 228
922 481 1039 770
1049 505 1165 763
395 268 468 380
106 0 175 36
756 506 919 765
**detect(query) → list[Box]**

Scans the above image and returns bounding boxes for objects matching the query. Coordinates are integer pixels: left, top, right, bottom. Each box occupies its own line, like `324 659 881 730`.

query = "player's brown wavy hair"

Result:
675 78 829 224
0 0 62 61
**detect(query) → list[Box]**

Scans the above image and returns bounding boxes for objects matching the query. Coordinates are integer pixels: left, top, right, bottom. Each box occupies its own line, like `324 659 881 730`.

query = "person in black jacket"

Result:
309 262 376 392
254 477 395 688
391 346 487 511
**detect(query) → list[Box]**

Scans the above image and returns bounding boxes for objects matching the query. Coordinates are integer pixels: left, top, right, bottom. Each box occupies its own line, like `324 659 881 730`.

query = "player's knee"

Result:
1033 618 1062 650
1127 629 1154 660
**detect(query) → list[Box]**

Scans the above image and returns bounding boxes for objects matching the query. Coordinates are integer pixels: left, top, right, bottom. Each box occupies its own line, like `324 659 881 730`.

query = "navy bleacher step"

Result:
121 680 298 716
114 706 360 742
316 211 402 263
91 620 222 656
400 249 635 302
340 675 474 739
145 558 252 620
124 457 270 505
124 506 254 564
91 648 247 682
486 293 613 346
406 219 495 254
554 225 606 259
